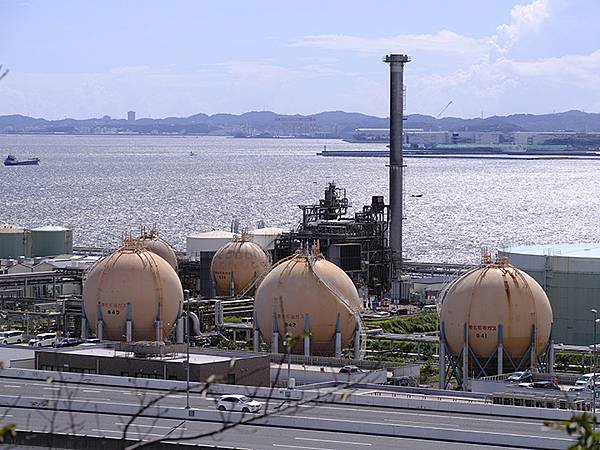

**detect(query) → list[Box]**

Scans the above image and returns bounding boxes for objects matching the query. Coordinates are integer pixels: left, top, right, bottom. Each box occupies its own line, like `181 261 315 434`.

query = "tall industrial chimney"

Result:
384 54 410 276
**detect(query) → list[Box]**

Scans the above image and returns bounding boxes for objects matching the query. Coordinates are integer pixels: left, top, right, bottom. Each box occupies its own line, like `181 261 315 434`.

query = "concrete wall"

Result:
270 367 387 386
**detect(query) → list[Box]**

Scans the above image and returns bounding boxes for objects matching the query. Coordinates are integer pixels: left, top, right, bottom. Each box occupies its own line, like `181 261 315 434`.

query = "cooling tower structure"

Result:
438 260 554 390
211 234 270 297
138 227 178 271
254 249 365 357
82 243 183 342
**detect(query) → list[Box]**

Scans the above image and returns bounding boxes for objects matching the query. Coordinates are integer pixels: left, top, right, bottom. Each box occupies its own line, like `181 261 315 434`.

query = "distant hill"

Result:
1 109 599 136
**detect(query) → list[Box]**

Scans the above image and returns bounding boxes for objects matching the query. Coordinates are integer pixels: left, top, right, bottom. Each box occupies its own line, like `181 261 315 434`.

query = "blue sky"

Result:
1 0 599 119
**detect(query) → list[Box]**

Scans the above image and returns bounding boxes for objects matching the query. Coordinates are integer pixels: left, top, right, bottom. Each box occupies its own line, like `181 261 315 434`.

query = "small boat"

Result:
4 154 40 166
189 151 197 156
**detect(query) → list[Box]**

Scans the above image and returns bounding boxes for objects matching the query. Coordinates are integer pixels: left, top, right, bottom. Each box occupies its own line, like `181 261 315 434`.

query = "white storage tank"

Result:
31 226 73 257
186 230 235 257
0 224 31 258
498 243 600 345
248 227 285 251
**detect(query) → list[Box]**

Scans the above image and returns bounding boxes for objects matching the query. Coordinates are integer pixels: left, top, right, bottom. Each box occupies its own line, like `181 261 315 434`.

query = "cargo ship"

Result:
4 154 40 166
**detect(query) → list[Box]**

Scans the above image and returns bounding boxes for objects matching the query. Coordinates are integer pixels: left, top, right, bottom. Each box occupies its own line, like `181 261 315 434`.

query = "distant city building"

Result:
127 111 136 122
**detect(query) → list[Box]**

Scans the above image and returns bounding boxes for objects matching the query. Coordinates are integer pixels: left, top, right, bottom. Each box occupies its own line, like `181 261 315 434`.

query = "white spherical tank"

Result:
440 261 553 360
139 235 178 271
211 238 270 296
254 252 362 355
83 246 183 341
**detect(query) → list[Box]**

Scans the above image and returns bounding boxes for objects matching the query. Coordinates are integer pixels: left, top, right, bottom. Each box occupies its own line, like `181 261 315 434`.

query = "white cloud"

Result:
290 30 489 59
492 0 551 54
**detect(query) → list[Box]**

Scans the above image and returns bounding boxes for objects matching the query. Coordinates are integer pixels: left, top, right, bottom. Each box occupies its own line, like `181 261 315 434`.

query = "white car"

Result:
28 332 58 347
575 373 600 388
0 330 24 344
215 395 262 413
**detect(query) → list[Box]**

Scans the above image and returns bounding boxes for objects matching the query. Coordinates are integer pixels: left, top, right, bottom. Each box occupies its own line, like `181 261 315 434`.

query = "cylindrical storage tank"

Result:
83 246 183 341
139 236 178 271
440 261 553 362
0 224 31 258
31 226 73 257
186 231 235 257
248 227 285 251
211 238 270 296
498 243 600 346
254 252 362 355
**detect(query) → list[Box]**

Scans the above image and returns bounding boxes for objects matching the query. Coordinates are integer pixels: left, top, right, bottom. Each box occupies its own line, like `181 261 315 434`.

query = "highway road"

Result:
0 378 571 449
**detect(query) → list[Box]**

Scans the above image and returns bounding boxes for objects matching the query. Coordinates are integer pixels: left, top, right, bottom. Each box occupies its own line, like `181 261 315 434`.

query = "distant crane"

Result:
436 100 453 118
0 65 8 82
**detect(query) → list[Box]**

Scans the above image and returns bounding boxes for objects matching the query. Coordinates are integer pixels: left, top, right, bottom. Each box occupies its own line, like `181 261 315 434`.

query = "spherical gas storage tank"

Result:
83 244 183 341
139 235 178 271
254 251 362 355
211 235 270 296
440 260 553 361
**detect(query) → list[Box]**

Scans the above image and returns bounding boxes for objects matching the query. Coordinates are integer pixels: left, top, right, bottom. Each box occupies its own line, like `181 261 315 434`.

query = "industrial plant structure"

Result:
439 260 554 390
0 224 73 259
82 243 183 342
254 248 364 357
210 233 270 297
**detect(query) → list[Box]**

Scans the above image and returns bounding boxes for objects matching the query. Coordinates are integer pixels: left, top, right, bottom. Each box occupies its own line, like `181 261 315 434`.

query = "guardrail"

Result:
0 394 571 449
0 368 582 421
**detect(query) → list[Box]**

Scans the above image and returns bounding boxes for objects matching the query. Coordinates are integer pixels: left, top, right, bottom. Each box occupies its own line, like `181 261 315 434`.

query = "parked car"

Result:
339 365 363 374
575 373 600 388
215 395 262 413
520 381 561 390
28 332 58 347
506 369 533 383
0 330 24 344
53 337 84 348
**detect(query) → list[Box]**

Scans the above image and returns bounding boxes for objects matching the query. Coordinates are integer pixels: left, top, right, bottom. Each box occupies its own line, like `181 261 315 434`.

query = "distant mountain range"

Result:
1 109 599 137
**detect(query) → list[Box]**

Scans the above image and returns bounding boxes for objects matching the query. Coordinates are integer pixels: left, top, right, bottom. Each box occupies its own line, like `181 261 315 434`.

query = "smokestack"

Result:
384 54 410 276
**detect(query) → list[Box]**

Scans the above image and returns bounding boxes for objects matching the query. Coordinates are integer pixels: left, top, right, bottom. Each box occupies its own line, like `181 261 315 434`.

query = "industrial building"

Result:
0 224 73 259
498 243 600 346
35 343 270 386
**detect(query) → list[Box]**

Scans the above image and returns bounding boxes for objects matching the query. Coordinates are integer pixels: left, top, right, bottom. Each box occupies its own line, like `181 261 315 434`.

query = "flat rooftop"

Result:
58 346 232 365
502 243 600 259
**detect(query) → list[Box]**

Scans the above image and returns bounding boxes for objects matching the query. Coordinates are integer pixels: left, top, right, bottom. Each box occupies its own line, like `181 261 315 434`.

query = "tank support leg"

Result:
548 340 555 376
97 302 104 341
253 311 260 352
176 302 184 344
272 313 279 353
530 324 537 371
335 314 342 358
304 314 310 357
81 316 88 340
462 322 469 391
439 322 446 390
354 321 361 361
497 323 503 375
155 303 162 342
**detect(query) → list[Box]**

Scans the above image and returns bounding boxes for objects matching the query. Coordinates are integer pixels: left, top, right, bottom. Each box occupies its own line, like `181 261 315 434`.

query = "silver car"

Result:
215 395 262 413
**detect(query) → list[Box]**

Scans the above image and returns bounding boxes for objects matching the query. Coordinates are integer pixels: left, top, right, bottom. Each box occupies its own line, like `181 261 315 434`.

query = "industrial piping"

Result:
384 54 410 276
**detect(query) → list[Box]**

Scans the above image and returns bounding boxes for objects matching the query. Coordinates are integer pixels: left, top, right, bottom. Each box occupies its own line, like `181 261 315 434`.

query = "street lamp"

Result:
283 333 292 389
592 309 598 427
185 291 190 410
